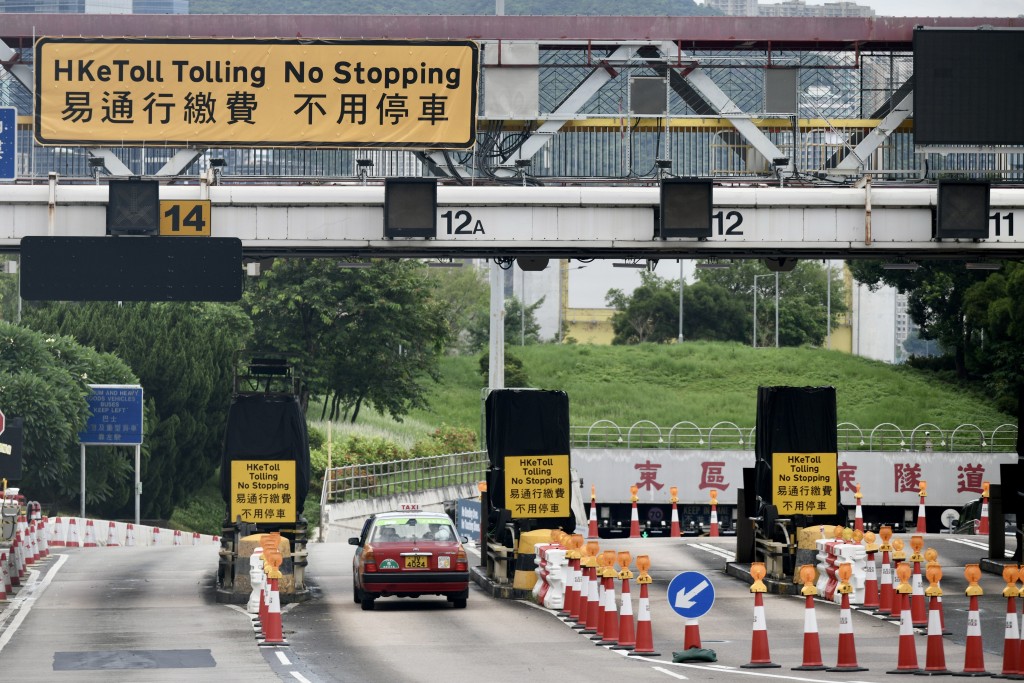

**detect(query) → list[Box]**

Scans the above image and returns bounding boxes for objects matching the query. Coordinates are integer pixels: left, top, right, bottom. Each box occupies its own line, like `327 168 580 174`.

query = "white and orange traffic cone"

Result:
590 552 608 642
151 526 160 546
125 523 136 547
105 521 120 547
826 563 867 673
998 566 1020 677
853 482 864 532
65 518 81 548
741 562 780 668
627 555 659 657
958 565 989 676
585 561 602 635
977 482 990 535
669 487 680 538
559 539 578 620
566 536 584 625
628 485 640 539
612 552 636 650
876 525 894 617
192 531 201 546
37 516 49 558
0 551 9 601
909 535 927 628
793 565 826 671
49 516 66 547
861 531 880 610
26 520 38 563
82 519 98 547
259 575 287 646
916 481 928 533
573 543 593 631
173 529 183 546
10 530 22 585
588 485 599 539
888 563 920 674
597 552 619 646
709 490 720 537
920 567 951 675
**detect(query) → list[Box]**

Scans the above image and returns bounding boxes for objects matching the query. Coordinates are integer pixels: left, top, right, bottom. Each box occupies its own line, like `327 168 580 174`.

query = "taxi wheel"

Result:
352 580 362 604
452 597 467 609
361 593 376 611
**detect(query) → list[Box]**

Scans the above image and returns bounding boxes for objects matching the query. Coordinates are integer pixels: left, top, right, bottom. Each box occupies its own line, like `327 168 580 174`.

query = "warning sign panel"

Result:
772 452 837 515
504 455 571 519
34 38 479 149
230 460 296 524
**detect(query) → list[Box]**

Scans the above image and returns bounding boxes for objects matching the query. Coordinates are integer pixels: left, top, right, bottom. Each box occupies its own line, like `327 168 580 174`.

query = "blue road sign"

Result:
456 498 481 541
667 571 716 619
79 384 144 445
0 107 15 181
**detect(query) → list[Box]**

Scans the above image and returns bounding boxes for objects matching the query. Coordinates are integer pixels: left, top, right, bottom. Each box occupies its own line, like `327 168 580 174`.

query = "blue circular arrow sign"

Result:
666 571 716 619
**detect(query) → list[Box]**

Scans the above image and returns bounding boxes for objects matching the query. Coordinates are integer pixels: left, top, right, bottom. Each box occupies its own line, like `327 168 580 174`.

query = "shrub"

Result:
411 423 479 456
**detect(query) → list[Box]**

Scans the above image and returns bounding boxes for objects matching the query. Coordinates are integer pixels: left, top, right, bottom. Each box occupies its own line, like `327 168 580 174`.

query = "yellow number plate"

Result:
404 555 429 569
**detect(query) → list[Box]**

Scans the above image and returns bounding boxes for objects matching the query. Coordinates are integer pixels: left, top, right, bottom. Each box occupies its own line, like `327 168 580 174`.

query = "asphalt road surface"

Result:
0 533 1018 682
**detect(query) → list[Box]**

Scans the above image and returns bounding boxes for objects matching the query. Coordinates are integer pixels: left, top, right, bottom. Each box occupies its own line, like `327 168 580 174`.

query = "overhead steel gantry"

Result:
2 14 1024 263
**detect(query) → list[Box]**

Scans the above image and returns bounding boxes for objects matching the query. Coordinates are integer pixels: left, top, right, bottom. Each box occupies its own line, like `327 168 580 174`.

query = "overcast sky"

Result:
757 0 1024 17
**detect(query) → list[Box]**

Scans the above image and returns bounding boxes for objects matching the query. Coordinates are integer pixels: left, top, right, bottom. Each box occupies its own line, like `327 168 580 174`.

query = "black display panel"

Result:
384 178 437 239
659 178 713 239
914 28 1024 146
107 179 160 235
21 236 243 301
936 180 991 239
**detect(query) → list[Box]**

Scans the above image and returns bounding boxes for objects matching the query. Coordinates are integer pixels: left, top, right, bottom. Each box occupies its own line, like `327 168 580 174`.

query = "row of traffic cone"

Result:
552 531 659 656
48 516 220 547
586 485 722 540
250 533 287 647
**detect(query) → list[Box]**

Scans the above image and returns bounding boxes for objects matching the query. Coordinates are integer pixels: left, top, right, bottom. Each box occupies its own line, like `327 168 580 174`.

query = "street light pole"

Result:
678 259 684 343
775 271 779 348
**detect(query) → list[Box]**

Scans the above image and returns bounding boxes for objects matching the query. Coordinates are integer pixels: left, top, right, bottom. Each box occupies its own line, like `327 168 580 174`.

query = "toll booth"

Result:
748 386 845 581
216 355 311 604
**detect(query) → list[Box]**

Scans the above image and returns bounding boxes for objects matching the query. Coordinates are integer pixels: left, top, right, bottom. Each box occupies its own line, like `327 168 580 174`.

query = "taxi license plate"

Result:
404 555 429 569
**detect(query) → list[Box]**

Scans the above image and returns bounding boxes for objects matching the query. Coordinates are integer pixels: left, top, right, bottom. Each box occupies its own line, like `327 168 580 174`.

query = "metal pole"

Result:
826 260 832 349
678 260 684 343
488 261 505 390
775 271 780 348
135 444 141 527
753 280 758 348
521 268 525 346
80 443 86 518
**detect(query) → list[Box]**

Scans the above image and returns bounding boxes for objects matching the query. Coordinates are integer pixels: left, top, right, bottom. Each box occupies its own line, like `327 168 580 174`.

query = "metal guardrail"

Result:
571 421 1019 452
322 450 487 505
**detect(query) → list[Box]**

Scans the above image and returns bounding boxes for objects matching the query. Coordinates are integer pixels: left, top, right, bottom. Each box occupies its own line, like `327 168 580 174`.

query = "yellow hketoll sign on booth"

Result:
504 454 571 519
771 452 838 515
34 38 479 149
230 460 297 524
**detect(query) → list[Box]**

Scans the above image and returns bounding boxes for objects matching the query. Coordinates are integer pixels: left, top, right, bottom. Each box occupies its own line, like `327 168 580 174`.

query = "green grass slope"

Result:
407 342 1015 432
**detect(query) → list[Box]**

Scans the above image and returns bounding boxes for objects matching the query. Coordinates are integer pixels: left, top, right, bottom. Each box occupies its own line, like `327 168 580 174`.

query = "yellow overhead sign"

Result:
771 452 838 515
230 460 296 524
504 455 571 519
34 38 479 149
160 199 211 236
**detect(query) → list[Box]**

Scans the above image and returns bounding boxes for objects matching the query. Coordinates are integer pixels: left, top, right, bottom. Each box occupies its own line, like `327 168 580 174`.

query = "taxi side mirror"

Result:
347 537 360 546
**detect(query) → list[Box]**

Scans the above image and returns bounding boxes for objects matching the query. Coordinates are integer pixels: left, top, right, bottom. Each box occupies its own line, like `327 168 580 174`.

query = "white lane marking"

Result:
225 604 251 616
290 672 313 682
653 666 689 679
670 661 851 683
275 651 292 665
691 542 733 560
946 536 1015 557
0 553 69 654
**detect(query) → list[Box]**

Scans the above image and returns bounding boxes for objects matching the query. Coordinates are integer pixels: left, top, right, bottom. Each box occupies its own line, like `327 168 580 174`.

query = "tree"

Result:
23 302 252 518
425 264 489 354
244 258 450 423
0 321 140 514
466 295 545 350
847 260 987 378
606 261 846 346
962 262 1024 411
606 271 678 344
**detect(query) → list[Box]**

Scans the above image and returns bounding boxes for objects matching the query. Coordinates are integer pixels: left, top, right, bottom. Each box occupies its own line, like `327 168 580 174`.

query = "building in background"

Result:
704 0 874 17
0 0 187 12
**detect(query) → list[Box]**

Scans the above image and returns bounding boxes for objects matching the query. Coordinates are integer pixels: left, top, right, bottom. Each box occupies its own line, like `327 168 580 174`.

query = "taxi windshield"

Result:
371 517 455 543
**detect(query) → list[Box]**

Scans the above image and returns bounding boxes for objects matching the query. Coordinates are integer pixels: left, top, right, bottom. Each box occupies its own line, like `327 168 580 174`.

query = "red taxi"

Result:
349 509 470 610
